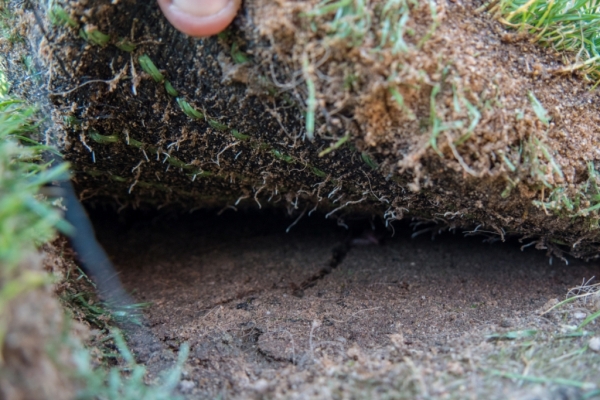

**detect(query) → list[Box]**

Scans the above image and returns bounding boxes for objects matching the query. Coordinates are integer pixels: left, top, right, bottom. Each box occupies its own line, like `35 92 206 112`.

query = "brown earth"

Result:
0 254 78 400
93 210 600 399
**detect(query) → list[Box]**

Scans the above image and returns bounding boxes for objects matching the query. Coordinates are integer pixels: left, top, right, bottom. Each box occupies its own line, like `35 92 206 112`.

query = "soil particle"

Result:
590 337 600 353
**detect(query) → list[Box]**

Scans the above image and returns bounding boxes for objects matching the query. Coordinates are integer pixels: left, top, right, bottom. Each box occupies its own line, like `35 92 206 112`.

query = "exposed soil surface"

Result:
93 211 600 399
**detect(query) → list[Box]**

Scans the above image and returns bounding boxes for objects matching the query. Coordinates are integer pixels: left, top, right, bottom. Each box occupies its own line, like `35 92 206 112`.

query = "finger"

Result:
157 0 241 37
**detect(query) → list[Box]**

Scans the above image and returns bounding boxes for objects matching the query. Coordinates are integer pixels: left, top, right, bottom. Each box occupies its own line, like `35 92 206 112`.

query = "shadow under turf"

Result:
89 208 600 398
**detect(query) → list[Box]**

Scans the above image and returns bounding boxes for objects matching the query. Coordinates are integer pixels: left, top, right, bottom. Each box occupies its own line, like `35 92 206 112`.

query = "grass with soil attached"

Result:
1 0 600 398
0 60 186 398
0 68 68 354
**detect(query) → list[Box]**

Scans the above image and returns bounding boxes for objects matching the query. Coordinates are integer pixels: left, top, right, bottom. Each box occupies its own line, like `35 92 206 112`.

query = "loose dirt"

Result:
91 210 599 399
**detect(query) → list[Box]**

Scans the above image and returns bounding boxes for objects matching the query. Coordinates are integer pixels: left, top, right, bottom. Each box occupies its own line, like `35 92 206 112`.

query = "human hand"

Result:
157 0 241 37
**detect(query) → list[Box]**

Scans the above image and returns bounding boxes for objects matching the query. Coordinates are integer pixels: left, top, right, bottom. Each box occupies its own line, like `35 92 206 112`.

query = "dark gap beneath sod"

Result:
87 207 600 398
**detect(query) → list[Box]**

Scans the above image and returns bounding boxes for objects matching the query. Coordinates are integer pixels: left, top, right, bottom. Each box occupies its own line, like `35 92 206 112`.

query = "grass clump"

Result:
71 325 189 400
0 83 71 272
482 279 600 396
0 67 70 369
59 264 189 399
267 281 600 399
493 0 600 83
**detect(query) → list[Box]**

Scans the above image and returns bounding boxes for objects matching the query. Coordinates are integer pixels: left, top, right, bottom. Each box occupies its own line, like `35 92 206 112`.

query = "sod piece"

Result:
4 0 600 258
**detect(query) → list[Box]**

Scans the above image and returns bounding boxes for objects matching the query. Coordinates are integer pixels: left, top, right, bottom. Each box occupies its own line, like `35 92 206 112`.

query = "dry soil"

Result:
91 210 600 399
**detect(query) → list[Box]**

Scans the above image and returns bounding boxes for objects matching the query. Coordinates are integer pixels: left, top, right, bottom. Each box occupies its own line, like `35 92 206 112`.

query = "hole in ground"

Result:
89 208 599 397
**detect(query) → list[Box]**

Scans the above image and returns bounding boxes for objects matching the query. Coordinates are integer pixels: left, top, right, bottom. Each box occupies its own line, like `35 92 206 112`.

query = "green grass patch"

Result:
494 0 600 84
0 96 71 272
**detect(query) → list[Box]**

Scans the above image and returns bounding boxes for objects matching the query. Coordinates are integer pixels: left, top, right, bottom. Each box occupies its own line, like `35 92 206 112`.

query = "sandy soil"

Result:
93 210 600 399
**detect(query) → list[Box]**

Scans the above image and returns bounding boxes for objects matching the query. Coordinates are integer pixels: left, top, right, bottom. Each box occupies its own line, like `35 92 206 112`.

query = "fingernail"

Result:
171 0 230 17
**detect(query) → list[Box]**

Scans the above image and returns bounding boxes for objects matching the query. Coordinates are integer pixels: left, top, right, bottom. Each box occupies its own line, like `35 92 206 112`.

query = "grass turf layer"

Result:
3 0 600 259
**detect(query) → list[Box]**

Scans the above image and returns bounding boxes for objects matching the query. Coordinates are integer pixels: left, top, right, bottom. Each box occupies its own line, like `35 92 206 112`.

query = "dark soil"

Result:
92 210 600 399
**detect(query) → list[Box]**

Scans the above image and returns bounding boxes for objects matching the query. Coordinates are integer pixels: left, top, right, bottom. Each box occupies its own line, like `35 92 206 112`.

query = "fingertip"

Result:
158 0 241 37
